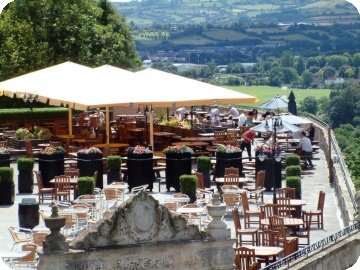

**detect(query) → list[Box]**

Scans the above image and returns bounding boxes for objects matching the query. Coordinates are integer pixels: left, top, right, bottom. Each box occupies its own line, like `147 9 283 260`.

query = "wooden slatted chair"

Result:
13 243 38 269
224 174 240 187
260 204 277 220
283 237 299 256
223 193 239 214
245 170 265 203
257 229 280 247
240 191 262 229
214 130 226 145
234 247 260 270
35 171 55 203
303 191 325 229
54 175 71 202
225 167 239 176
276 197 292 217
278 187 296 199
233 208 257 246
226 130 238 146
8 226 32 251
293 210 312 246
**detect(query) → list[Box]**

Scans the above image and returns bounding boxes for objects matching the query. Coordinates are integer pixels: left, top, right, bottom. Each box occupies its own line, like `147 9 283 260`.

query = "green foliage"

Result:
0 108 68 120
107 155 121 171
77 176 95 195
33 126 52 140
325 55 349 70
301 96 318 114
197 156 211 171
0 0 140 81
179 174 197 195
287 90 297 115
0 167 14 184
286 176 301 193
17 158 35 172
15 128 34 140
285 155 300 167
285 165 301 177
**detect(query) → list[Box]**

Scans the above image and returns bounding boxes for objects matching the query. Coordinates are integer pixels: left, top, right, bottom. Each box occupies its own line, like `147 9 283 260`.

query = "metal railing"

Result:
302 113 357 209
261 222 360 270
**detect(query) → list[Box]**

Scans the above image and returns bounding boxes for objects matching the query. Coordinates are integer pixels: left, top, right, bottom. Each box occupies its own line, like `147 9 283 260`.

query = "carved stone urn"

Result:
43 203 69 253
206 194 230 239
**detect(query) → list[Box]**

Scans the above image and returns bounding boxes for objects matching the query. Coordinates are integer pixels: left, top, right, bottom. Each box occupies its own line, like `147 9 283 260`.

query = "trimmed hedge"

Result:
17 158 35 171
107 155 121 171
285 154 300 167
77 176 95 195
0 108 68 121
197 156 212 171
286 165 301 177
286 176 301 193
179 174 197 194
0 167 14 185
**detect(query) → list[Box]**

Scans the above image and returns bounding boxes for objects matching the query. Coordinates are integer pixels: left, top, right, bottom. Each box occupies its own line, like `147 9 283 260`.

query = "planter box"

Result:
255 156 282 192
77 153 103 189
165 152 192 192
38 153 65 188
7 137 48 149
127 153 154 191
215 152 243 178
0 154 11 167
18 171 34 193
0 182 15 205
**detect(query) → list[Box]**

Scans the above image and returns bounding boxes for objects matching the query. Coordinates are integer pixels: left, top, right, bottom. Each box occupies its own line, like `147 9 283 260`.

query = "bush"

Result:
107 155 121 171
77 176 95 195
15 128 34 140
17 158 35 171
33 126 52 140
286 176 301 193
0 167 14 184
179 174 197 195
197 156 211 171
285 155 300 167
286 165 301 177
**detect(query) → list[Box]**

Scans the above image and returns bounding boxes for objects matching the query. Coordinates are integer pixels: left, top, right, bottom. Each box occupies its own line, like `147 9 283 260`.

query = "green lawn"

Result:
226 85 331 104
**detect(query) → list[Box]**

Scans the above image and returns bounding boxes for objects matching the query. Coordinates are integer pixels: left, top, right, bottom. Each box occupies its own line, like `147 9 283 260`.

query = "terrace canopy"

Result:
0 62 257 145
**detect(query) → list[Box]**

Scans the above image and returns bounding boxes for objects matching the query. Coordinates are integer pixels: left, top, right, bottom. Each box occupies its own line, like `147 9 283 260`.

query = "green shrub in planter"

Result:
286 155 300 167
180 174 197 203
18 158 35 171
17 158 35 193
0 167 15 205
286 176 302 198
197 156 211 188
286 165 301 177
107 155 121 171
77 176 95 195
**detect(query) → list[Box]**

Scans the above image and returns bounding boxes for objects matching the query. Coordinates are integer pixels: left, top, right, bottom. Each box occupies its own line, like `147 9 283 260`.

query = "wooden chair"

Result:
245 170 265 203
193 172 205 189
163 202 177 213
303 191 325 229
32 231 48 248
64 168 79 178
260 204 277 220
224 174 240 187
8 226 32 251
223 193 239 213
225 167 239 176
293 210 312 246
234 247 260 270
49 141 62 147
268 215 289 244
13 243 38 269
54 175 71 202
240 192 262 229
24 140 40 158
278 187 296 199
283 237 299 256
214 130 226 145
233 208 257 246
276 197 292 217
257 229 280 247
226 130 238 146
35 171 55 203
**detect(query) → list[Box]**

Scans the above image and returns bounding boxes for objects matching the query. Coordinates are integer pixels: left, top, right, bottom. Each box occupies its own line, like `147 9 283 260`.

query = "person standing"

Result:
299 131 314 168
226 105 240 117
210 105 219 119
176 107 189 120
95 108 105 128
240 129 256 161
238 110 247 127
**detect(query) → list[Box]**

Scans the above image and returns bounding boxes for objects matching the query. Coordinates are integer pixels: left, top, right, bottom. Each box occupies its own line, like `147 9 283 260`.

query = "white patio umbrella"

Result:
250 118 302 133
259 95 288 112
280 113 312 125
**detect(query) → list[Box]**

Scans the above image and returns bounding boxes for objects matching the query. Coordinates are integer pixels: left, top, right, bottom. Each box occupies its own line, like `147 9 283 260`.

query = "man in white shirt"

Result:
176 107 189 120
210 105 219 119
227 105 240 117
238 110 247 127
299 131 313 167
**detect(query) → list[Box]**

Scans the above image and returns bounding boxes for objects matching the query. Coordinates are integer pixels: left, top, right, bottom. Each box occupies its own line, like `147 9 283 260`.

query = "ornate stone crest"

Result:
70 191 205 250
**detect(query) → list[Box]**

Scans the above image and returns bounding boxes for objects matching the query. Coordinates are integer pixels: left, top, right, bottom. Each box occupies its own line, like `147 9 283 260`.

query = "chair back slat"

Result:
214 131 226 145
318 191 326 211
35 171 44 190
234 247 258 270
278 187 296 199
225 167 239 176
257 229 280 247
224 174 239 186
55 175 71 192
269 215 286 240
64 168 79 178
240 192 250 211
255 170 265 189
276 197 292 217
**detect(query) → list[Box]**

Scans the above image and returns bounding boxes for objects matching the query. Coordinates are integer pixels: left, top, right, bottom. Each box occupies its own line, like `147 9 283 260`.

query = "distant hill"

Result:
113 0 358 27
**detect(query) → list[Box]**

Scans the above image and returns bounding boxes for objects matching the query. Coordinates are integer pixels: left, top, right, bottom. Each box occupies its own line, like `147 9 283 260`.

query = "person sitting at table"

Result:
245 111 254 126
210 105 219 119
226 105 240 118
299 131 314 168
238 110 247 127
240 129 256 161
291 127 303 146
176 107 189 120
307 123 315 141
211 114 221 126
252 108 260 121
226 115 234 127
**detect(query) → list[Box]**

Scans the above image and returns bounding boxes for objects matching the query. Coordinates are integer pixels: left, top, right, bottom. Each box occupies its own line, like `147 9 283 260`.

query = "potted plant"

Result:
38 146 66 187
15 128 34 140
286 165 302 178
17 158 35 193
0 147 11 167
77 147 103 189
180 174 198 203
127 145 154 191
163 145 193 192
286 176 302 199
215 144 242 178
197 155 211 188
285 155 301 167
107 155 121 184
0 167 15 205
77 176 95 195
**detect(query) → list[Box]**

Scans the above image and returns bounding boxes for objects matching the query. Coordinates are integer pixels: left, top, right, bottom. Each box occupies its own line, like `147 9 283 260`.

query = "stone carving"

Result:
70 191 205 250
206 194 230 240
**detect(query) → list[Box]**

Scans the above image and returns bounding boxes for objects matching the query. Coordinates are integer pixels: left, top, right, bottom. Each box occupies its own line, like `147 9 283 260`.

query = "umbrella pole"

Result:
149 112 154 151
68 108 72 136
106 106 110 144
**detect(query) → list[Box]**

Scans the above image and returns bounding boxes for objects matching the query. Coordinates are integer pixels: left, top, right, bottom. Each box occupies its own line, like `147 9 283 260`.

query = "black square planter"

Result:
77 153 103 189
165 152 192 192
127 152 154 191
38 153 65 188
255 156 282 192
215 152 243 178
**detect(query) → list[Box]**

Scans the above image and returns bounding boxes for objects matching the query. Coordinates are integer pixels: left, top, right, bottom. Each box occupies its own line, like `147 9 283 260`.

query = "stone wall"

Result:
38 238 234 270
283 234 360 270
314 124 356 226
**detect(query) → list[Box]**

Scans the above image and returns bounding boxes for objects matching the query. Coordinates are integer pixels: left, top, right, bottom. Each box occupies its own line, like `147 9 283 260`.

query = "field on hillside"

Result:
226 85 331 104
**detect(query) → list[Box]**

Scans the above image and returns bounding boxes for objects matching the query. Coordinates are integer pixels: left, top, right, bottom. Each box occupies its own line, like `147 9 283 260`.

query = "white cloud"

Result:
347 0 360 14
0 0 13 14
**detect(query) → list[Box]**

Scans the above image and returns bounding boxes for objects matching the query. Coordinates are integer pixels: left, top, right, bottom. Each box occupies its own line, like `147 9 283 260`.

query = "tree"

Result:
326 55 348 70
353 52 360 67
288 90 297 115
0 0 141 80
302 71 313 87
280 51 294 68
301 96 318 114
295 57 305 75
322 66 336 79
281 67 298 84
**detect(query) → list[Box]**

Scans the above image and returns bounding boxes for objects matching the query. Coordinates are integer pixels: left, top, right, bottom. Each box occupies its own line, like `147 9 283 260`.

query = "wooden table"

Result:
266 199 306 218
234 245 283 265
176 206 205 228
179 137 214 142
52 134 75 149
261 218 304 228
93 143 129 153
215 177 248 189
198 133 215 137
153 132 176 150
49 178 78 200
